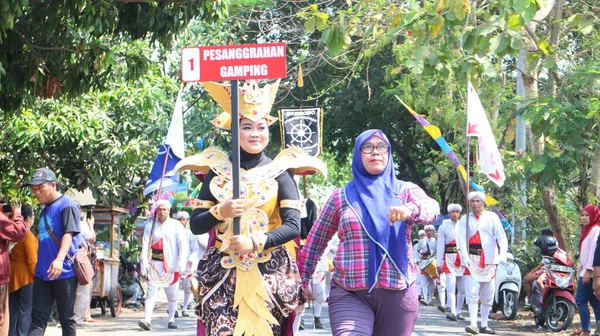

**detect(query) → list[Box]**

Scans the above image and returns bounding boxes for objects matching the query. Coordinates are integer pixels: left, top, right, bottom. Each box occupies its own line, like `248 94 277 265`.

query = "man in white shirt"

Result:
436 203 467 321
138 200 188 331
73 205 97 326
457 192 508 335
418 225 437 305
414 230 425 301
175 210 203 317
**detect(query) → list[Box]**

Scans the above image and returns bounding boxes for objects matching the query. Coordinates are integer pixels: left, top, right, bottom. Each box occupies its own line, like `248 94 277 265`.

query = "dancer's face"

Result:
240 118 269 154
360 136 389 175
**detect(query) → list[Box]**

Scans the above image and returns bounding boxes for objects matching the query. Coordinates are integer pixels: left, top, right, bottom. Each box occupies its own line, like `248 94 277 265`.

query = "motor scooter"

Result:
531 250 576 332
493 248 522 320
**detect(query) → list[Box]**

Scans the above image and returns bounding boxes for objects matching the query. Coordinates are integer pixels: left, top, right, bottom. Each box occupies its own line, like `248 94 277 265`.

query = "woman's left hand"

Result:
388 205 412 225
229 235 254 254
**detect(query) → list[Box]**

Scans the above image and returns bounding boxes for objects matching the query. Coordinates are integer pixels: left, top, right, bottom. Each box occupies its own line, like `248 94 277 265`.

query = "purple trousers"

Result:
328 281 418 336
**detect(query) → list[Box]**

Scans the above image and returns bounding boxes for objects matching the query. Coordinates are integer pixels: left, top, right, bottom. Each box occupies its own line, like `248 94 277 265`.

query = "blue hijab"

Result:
344 129 408 291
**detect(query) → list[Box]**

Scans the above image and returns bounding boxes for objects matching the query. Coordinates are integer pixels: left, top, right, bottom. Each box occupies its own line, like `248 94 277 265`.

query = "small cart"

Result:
90 206 127 317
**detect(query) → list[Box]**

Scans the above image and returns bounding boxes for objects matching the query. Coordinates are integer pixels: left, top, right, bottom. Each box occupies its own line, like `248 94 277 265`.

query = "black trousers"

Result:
9 282 33 336
28 276 78 336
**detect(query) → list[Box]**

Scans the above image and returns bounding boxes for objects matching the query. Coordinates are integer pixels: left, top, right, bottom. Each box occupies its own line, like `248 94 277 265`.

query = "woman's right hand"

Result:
220 199 245 218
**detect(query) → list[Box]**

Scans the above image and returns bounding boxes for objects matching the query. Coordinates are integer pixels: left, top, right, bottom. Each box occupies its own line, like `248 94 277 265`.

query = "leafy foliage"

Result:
0 0 229 112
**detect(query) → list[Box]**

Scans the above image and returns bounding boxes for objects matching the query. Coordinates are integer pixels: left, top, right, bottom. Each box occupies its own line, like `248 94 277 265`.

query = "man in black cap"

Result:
25 168 81 336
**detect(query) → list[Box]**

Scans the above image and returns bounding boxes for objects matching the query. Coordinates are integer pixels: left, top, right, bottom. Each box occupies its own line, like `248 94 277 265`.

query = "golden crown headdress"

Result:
201 79 280 130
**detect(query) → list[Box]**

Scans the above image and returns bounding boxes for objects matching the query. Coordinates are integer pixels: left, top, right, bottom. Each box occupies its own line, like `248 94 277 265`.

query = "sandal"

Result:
570 328 583 336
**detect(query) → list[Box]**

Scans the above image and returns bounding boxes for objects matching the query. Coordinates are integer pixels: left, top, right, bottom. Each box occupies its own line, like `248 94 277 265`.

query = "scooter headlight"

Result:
503 262 515 272
552 272 572 289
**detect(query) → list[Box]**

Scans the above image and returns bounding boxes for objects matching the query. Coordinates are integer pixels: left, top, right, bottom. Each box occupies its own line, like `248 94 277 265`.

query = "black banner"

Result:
278 107 323 157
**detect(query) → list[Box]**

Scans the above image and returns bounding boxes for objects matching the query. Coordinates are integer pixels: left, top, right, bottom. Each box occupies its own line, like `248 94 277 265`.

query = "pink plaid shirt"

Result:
299 182 439 290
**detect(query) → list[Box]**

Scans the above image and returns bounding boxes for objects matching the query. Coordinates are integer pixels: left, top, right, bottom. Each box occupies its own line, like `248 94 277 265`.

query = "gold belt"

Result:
469 248 482 256
151 252 163 260
445 247 458 253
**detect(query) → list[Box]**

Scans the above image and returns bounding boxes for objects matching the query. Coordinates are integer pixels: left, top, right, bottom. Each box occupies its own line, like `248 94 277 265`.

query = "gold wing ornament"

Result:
201 79 280 130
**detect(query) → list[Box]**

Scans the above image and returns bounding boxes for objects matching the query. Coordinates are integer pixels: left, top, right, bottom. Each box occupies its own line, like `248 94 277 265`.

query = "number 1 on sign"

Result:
181 47 200 82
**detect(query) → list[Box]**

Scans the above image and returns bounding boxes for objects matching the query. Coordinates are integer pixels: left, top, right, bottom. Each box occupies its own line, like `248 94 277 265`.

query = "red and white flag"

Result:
466 81 505 187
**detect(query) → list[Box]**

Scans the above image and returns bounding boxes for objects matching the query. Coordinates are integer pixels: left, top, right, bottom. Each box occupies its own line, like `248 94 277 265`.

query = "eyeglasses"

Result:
360 143 390 154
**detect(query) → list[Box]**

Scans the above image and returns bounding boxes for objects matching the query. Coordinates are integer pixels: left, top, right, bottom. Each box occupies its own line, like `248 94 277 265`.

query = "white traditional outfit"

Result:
417 225 437 305
181 224 200 316
435 204 466 318
140 202 189 329
310 237 337 326
413 231 424 299
457 192 508 334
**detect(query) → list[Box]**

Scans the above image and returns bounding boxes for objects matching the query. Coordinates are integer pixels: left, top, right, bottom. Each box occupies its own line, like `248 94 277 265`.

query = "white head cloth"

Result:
424 224 435 231
447 203 463 213
468 191 486 202
418 229 425 236
153 199 171 210
176 210 189 220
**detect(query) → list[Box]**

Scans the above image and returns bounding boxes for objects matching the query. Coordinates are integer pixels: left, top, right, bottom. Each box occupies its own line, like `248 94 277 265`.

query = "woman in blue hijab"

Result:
300 129 440 335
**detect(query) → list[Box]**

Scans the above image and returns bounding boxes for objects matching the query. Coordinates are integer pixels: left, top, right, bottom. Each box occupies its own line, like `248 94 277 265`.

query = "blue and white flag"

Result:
143 92 185 196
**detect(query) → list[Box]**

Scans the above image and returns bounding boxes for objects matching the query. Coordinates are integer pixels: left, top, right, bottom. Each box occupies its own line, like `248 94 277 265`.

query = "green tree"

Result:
0 0 228 112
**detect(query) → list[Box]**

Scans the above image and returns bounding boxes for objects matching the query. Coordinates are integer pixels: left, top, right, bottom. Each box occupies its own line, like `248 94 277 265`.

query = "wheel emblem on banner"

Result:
289 123 313 145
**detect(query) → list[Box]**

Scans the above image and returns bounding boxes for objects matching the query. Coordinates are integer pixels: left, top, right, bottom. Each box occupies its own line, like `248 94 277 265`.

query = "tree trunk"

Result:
539 0 569 254
579 157 590 207
541 185 569 251
590 128 600 200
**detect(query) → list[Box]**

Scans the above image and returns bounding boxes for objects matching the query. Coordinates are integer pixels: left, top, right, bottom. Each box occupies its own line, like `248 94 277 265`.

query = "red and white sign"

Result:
181 42 287 82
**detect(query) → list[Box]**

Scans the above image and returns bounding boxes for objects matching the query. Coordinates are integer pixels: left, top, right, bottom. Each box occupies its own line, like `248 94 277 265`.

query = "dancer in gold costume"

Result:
175 79 326 336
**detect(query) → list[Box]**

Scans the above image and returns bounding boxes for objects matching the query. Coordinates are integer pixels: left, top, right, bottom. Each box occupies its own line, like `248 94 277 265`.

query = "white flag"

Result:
466 81 505 187
143 91 185 195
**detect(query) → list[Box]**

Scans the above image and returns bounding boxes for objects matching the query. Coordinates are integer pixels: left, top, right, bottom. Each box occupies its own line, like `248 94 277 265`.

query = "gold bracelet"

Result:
251 233 266 253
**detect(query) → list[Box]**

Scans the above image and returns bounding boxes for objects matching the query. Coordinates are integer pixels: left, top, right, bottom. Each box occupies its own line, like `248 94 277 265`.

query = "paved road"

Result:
43 291 580 335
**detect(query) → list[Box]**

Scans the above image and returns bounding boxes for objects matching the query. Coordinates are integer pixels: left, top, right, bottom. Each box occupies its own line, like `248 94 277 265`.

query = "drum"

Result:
420 257 439 279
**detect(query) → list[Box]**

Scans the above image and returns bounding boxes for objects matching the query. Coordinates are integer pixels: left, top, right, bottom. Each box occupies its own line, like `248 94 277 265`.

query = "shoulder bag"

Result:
42 211 94 285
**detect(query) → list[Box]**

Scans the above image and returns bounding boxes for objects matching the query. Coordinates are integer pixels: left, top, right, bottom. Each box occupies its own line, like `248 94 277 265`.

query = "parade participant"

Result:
0 202 27 336
457 191 508 335
8 204 37 336
414 230 426 300
73 203 98 326
417 224 437 306
575 205 600 336
138 200 188 331
175 210 199 317
436 203 467 321
299 129 440 336
176 79 326 336
305 237 337 330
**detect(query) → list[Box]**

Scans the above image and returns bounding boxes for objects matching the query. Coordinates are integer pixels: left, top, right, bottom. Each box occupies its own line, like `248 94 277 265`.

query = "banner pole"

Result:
231 80 241 235
466 133 471 258
302 175 307 198
146 144 171 279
